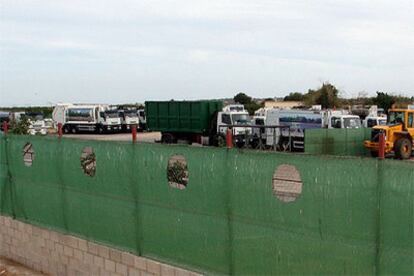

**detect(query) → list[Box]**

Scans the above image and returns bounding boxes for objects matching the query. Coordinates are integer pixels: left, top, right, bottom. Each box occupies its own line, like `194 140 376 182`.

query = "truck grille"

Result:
371 129 381 142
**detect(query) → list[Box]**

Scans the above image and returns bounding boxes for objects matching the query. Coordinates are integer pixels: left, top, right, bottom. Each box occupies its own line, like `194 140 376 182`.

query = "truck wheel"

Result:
395 138 412 159
97 126 104 134
71 127 77 134
161 133 175 144
370 151 378 158
63 126 70 134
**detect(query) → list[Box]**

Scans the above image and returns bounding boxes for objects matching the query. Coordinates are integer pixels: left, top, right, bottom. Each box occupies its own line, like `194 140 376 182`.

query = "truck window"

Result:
389 111 405 124
367 119 376 128
331 117 341 128
255 118 264 125
221 114 232 125
408 113 413 128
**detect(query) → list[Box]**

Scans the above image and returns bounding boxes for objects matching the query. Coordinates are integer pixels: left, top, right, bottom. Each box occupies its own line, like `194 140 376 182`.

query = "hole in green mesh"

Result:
167 155 188 190
23 143 35 167
272 164 302 202
81 147 96 177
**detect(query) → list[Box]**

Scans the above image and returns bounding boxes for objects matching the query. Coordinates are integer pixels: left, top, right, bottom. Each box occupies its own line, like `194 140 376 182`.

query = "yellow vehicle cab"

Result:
364 108 414 159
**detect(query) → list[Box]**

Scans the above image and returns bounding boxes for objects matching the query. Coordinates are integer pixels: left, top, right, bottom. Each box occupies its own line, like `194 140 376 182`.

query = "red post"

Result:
57 123 63 138
2 121 8 135
131 125 137 143
378 132 385 160
226 128 233 149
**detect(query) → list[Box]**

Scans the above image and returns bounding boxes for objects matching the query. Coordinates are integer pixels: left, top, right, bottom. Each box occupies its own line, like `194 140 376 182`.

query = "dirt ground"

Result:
63 131 161 143
0 257 44 276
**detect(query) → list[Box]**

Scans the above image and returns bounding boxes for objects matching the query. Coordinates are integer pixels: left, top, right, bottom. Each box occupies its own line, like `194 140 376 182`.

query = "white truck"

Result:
362 106 387 128
217 105 252 147
265 109 362 151
53 103 122 134
118 109 140 132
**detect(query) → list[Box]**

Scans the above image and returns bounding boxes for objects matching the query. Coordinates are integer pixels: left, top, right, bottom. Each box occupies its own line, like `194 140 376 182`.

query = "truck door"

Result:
407 112 414 134
218 113 231 135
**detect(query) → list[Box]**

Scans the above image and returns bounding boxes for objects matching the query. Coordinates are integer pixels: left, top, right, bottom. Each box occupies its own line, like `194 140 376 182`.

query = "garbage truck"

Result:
53 103 122 134
145 100 251 146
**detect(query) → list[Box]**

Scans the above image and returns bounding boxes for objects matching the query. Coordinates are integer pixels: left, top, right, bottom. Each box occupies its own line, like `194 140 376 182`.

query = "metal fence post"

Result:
132 125 137 143
57 123 63 138
378 132 385 160
226 128 233 149
3 121 8 135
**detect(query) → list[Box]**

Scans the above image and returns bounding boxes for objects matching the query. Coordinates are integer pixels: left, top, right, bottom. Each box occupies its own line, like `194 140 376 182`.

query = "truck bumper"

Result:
364 140 393 153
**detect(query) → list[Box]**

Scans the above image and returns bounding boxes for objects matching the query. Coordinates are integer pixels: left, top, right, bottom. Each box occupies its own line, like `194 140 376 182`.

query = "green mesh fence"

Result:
304 128 372 156
0 134 413 275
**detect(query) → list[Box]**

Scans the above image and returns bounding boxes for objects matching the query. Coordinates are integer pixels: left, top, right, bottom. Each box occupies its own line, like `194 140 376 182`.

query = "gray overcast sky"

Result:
1 0 413 106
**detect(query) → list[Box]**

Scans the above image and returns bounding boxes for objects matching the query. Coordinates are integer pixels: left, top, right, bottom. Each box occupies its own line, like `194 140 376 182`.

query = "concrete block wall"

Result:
0 215 202 276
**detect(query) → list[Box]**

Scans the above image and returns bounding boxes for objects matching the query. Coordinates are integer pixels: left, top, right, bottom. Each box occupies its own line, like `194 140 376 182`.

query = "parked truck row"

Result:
52 103 147 134
144 100 388 151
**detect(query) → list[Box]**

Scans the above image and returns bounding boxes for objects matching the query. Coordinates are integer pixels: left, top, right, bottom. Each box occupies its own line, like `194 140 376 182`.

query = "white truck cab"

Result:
217 106 251 136
363 116 387 128
216 105 252 146
328 114 362 129
118 109 140 131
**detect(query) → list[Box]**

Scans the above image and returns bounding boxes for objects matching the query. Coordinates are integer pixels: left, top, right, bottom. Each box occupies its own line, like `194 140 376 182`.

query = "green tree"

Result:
233 93 252 105
283 92 305 101
233 92 263 115
302 83 340 108
373 92 395 113
9 117 31 135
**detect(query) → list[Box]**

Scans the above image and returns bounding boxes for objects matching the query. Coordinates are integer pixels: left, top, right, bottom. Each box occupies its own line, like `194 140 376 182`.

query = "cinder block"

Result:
147 259 161 275
93 255 104 268
84 252 94 264
116 263 128 275
98 244 110 259
134 256 147 270
18 220 25 232
49 231 59 242
88 241 99 255
32 226 43 237
109 248 122 262
121 252 135 266
160 264 175 276
24 223 33 235
174 268 191 276
55 243 64 254
65 235 79 248
4 217 11 227
128 267 142 276
105 259 116 272
63 245 74 257
74 248 84 261
41 228 50 240
78 239 88 251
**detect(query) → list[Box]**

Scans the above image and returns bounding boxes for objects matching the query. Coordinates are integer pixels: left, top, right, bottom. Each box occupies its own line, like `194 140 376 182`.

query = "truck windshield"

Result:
388 112 405 124
104 111 119 118
343 117 362 128
232 114 250 125
124 110 137 117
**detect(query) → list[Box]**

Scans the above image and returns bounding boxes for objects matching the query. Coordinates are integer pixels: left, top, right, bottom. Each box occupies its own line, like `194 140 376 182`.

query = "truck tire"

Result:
63 126 70 134
370 151 378 158
394 138 412 159
71 127 77 134
97 126 104 134
161 133 175 144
